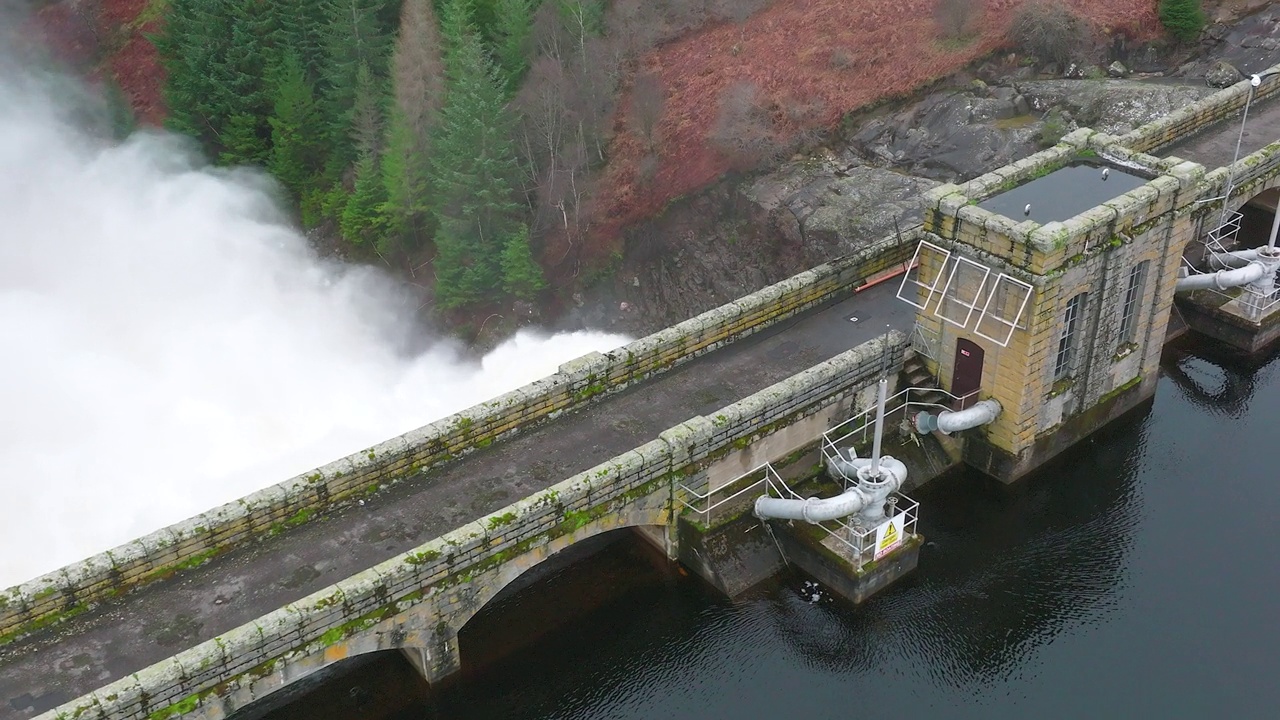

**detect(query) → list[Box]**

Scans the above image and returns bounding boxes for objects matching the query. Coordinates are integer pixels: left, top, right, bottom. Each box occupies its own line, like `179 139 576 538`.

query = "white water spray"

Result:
0 48 628 587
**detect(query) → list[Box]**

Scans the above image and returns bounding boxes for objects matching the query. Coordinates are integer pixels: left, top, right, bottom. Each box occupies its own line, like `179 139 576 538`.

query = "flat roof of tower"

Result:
978 163 1148 224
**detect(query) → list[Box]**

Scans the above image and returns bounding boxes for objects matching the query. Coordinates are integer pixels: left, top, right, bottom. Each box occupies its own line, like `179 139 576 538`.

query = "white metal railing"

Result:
821 386 977 484
760 470 919 570
1190 280 1280 319
677 462 783 524
1206 210 1244 256
910 322 941 361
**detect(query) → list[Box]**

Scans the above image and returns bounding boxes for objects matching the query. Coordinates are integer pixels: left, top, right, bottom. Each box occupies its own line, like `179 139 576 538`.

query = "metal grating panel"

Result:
933 255 991 329
972 273 1034 347
895 240 952 310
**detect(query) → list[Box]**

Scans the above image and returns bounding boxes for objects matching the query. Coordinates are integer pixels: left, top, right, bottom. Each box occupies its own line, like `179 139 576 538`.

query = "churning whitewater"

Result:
0 55 628 588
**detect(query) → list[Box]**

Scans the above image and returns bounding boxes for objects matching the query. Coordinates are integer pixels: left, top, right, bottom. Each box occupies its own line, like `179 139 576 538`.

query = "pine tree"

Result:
219 112 270 165
349 62 386 160
157 0 278 164
268 52 324 199
381 0 446 249
1159 0 1205 43
501 223 546 300
319 0 395 181
340 151 388 246
271 0 329 81
155 0 234 149
429 0 525 308
491 0 534 95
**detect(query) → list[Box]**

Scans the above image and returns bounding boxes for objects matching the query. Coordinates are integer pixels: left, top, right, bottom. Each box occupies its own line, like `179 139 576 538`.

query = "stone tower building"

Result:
907 130 1203 481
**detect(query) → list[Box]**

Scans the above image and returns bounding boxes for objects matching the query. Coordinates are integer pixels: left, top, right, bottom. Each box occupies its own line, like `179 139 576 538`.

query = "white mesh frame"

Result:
933 256 991 329
895 240 952 310
973 273 1034 347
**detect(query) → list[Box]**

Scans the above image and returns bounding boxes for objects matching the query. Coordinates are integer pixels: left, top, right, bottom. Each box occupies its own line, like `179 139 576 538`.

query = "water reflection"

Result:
1162 335 1280 417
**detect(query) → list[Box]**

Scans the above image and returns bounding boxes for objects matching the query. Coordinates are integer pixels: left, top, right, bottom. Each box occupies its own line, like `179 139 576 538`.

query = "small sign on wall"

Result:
873 513 906 560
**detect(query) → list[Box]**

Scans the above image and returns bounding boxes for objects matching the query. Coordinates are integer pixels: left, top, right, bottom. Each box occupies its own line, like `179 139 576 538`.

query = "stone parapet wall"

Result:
37 332 906 720
1201 139 1280 216
1120 62 1280 156
0 231 917 649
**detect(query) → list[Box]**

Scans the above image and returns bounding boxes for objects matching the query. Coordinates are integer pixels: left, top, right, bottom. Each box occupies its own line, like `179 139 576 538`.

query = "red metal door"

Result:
950 338 984 410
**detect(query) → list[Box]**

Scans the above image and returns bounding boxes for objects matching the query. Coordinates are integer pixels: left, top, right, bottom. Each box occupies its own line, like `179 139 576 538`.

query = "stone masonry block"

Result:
89 672 148 718
956 203 993 230
1059 127 1095 147
1030 221 1068 253
134 657 188 705
962 171 1004 199
922 183 965 206
60 552 113 600
556 350 607 380
1169 160 1206 187
398 422 444 460
659 415 718 467
107 539 151 582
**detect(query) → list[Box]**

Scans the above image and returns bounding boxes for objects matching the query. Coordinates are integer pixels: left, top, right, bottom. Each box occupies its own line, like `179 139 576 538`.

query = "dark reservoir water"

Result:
261 338 1280 719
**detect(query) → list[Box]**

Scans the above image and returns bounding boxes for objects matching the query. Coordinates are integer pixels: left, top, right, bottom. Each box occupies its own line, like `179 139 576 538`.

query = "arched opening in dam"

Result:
236 527 672 720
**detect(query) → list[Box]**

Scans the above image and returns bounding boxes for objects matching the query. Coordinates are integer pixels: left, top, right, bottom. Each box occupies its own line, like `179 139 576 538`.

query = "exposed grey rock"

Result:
1128 46 1164 74
1205 59 1244 88
849 90 1039 180
1205 23 1230 42
1108 61 1129 78
784 166 939 256
1015 78 1216 135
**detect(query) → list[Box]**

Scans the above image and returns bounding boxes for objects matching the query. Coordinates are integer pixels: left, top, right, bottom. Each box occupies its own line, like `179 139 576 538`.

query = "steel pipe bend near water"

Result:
915 399 1002 436
753 457 907 523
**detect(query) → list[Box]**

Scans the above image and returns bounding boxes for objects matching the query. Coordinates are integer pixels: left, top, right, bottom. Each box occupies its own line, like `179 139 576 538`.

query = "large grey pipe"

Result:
753 452 907 523
915 399 1002 435
1175 260 1270 292
1209 248 1260 270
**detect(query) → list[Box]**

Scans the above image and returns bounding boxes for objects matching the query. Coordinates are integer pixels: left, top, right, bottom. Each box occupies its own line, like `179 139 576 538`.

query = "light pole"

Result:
1216 67 1280 248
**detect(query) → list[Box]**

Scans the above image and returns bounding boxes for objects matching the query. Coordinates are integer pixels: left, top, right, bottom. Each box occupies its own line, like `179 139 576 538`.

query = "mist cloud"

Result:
0 45 628 588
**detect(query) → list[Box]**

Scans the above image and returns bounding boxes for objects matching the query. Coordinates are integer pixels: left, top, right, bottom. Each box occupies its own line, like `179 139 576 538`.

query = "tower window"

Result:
1054 293 1086 380
1118 261 1149 345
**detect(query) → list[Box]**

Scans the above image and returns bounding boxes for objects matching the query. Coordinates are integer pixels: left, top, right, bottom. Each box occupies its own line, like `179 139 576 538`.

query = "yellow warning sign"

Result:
874 516 903 560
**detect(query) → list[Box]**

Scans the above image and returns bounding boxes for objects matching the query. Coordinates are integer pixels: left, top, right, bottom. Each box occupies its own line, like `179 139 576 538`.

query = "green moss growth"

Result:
0 600 92 647
487 512 518 529
148 693 200 720
405 549 442 565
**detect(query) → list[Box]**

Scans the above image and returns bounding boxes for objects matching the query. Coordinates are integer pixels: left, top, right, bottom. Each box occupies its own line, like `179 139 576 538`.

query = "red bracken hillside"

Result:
31 0 166 125
591 0 1159 261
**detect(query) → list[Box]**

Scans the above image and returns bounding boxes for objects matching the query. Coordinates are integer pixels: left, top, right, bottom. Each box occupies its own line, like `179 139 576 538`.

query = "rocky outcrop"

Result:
848 85 1042 181
744 153 939 261
1204 59 1245 88
846 77 1213 181
1177 5 1280 82
573 6 1275 337
1015 78 1216 135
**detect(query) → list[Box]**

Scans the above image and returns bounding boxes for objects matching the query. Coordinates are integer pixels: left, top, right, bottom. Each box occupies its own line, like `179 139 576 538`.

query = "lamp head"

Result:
1252 74 1262 88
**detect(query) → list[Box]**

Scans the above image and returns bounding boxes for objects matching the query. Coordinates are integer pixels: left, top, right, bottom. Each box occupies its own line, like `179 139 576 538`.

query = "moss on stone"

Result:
148 693 200 720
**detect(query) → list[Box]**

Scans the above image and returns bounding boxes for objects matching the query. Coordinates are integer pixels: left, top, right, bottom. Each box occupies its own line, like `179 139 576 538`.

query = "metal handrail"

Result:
821 385 977 482
677 462 783 521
